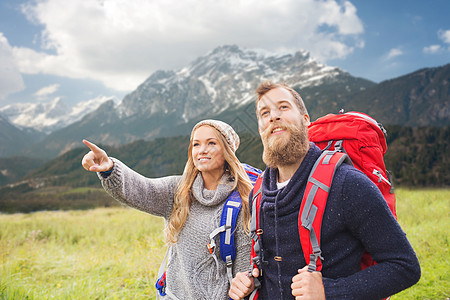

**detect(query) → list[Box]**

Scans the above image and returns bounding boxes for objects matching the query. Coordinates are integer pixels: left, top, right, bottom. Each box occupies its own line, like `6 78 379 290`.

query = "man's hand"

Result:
291 266 325 300
229 269 259 300
81 139 114 172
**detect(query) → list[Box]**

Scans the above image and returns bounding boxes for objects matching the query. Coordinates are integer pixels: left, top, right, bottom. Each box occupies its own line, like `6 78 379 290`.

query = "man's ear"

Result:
303 114 311 126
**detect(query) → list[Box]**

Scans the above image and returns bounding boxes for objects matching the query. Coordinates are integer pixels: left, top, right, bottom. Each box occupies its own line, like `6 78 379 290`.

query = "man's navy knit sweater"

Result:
253 143 420 299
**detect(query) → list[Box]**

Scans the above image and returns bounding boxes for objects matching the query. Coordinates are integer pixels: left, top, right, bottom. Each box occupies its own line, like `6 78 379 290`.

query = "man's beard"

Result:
261 121 309 168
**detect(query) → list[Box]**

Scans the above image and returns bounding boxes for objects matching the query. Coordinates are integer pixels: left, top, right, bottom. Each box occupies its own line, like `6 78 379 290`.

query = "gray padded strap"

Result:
225 207 233 244
226 255 233 284
308 177 330 192
307 226 324 272
250 187 261 233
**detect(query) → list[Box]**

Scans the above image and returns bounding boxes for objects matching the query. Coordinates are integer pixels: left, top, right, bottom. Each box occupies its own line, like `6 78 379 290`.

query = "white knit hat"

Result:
191 119 240 152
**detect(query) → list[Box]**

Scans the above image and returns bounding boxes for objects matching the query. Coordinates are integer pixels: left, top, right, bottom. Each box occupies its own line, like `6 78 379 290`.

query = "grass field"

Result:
0 188 449 299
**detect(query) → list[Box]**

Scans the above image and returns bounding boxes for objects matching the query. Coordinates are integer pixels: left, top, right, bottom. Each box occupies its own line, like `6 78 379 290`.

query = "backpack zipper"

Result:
372 169 391 186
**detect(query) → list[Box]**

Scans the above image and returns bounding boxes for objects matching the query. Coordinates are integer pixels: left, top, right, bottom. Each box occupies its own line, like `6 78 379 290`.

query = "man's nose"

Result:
270 109 281 121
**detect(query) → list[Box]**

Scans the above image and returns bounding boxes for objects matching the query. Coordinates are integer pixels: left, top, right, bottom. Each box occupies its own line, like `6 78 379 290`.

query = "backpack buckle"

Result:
226 255 233 267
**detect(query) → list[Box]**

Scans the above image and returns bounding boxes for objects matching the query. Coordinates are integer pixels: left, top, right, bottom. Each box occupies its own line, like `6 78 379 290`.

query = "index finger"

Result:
83 139 103 154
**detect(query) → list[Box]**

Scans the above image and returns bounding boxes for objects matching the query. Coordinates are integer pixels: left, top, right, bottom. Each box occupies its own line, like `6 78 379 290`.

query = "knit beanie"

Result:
192 119 240 153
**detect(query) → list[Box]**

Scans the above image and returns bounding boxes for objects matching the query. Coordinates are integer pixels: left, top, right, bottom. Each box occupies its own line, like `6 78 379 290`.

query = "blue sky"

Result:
0 0 449 107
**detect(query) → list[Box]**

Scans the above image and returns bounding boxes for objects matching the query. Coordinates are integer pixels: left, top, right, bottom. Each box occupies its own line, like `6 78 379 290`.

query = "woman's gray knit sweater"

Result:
98 158 252 300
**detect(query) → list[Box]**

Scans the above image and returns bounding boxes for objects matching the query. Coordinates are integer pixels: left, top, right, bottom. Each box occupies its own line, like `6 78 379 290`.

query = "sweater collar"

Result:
192 172 235 207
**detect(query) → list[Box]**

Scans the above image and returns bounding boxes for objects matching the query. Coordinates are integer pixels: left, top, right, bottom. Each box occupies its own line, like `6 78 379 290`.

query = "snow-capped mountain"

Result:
0 96 118 133
0 45 364 137
117 45 350 123
17 44 377 158
1 44 448 160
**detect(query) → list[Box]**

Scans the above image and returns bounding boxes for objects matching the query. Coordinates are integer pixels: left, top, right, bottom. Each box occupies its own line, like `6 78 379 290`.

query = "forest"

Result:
0 125 448 213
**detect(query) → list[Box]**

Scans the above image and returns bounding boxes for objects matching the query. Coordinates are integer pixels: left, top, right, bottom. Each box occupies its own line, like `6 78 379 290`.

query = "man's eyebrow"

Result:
257 99 270 110
258 98 291 109
278 99 293 105
257 103 267 110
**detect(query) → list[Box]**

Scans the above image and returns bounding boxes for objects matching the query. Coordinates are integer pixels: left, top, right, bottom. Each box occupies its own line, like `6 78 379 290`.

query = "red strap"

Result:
299 151 347 271
250 175 263 269
254 176 263 229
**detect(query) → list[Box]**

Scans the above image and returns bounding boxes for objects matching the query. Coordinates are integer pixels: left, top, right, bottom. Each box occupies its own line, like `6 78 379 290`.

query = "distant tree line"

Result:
0 126 448 213
384 125 449 187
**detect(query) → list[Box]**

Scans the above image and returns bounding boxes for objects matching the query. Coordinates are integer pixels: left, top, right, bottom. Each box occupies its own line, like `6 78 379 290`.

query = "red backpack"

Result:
309 111 396 217
249 111 396 299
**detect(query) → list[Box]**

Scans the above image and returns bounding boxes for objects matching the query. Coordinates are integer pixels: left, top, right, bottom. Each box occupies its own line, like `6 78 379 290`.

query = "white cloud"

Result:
0 33 26 101
385 48 403 60
423 45 442 54
438 29 450 44
12 0 365 92
318 1 363 35
33 83 60 98
423 29 450 54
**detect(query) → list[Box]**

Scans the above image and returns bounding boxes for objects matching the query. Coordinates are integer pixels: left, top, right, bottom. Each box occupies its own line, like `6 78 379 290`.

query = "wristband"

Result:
100 166 114 178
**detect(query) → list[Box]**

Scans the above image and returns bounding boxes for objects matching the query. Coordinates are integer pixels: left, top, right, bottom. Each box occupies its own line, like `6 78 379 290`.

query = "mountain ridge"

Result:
18 45 376 158
0 95 118 134
0 45 448 159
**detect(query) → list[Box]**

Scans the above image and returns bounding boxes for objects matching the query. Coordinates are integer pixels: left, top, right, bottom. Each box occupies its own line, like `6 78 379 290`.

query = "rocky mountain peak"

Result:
118 45 346 123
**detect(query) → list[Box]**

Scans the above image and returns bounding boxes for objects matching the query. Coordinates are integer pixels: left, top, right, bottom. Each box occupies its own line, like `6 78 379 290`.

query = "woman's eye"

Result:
209 141 216 145
193 143 199 147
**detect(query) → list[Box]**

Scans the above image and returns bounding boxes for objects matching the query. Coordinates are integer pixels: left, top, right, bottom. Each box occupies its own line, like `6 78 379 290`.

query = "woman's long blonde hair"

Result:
165 124 253 244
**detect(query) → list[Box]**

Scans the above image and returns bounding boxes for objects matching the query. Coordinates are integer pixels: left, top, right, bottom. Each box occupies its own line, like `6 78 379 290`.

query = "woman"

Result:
81 120 256 300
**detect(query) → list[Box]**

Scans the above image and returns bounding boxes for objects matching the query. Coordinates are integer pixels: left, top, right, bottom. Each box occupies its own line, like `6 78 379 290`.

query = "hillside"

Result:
346 64 450 126
0 115 44 157
0 156 45 186
1 125 448 213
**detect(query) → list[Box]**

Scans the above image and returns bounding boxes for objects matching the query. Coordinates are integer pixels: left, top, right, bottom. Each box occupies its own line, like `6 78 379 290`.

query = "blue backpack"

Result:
156 163 261 298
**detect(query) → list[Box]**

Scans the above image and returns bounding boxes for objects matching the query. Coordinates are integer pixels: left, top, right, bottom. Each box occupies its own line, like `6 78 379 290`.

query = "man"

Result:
229 82 421 300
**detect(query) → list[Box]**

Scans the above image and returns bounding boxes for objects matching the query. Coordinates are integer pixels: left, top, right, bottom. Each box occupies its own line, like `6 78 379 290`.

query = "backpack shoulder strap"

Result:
242 163 262 184
249 173 264 300
207 164 262 284
250 173 263 268
155 247 181 300
207 190 242 284
299 150 350 272
220 190 242 274
155 248 168 297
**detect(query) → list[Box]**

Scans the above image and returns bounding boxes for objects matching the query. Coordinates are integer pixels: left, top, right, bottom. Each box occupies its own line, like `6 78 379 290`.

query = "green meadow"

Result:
1 188 448 299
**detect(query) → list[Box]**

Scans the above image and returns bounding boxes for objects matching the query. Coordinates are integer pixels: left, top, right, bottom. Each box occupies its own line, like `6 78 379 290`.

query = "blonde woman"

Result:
81 120 256 300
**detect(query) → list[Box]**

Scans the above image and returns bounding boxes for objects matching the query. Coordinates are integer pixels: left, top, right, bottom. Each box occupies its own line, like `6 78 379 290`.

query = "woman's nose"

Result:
199 144 208 153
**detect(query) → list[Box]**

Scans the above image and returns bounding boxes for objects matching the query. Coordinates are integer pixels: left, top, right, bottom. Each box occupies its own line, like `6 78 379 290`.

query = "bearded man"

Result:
228 82 421 300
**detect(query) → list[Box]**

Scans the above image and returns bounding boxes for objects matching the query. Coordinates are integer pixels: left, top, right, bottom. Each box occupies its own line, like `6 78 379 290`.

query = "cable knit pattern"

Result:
99 158 252 299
